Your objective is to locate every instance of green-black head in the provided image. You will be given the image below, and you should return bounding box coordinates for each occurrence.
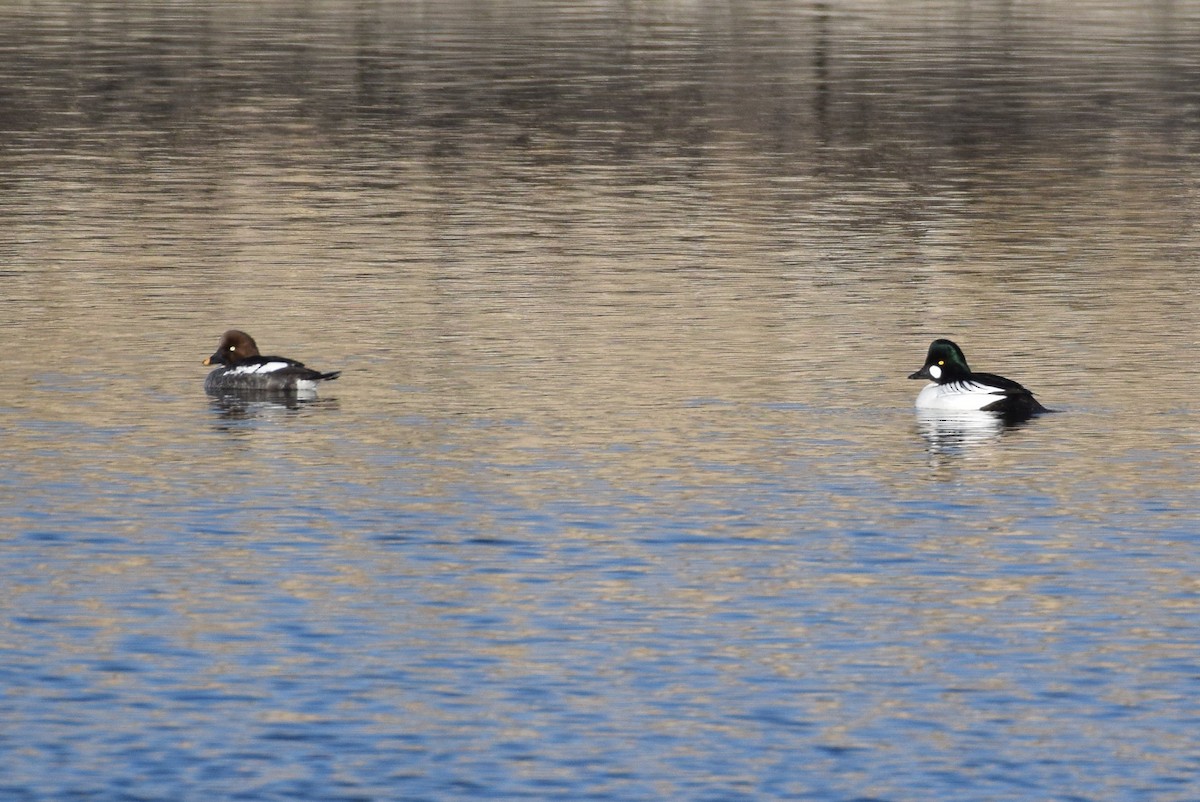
[908,339,971,383]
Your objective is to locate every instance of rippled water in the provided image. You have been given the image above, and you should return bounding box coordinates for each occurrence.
[3,2,1200,800]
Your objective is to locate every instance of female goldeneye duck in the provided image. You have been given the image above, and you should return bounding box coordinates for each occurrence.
[203,330,340,394]
[908,338,1047,417]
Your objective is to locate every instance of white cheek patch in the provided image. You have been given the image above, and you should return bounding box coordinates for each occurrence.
[928,364,942,380]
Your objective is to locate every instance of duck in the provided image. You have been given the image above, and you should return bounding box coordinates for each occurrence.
[908,338,1047,417]
[203,330,340,394]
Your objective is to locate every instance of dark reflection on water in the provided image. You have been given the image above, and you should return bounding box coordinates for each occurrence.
[3,1,1200,800]
[208,392,341,421]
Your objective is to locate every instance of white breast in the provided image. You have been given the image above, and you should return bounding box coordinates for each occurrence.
[914,381,1004,411]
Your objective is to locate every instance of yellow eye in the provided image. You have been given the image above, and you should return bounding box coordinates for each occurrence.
[938,360,944,365]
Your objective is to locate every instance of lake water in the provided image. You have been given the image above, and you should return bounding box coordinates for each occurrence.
[2,1,1200,800]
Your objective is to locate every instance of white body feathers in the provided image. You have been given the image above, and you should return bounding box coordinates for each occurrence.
[229,361,291,375]
[914,380,1008,411]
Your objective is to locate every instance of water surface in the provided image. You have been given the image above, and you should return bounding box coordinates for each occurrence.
[2,2,1200,800]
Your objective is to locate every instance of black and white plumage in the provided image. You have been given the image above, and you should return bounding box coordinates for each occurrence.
[908,339,1047,418]
[203,330,340,395]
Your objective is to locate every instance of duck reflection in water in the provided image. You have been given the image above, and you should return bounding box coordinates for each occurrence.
[914,408,1026,454]
[208,391,338,423]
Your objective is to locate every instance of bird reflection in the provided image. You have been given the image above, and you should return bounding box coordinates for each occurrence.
[208,389,337,422]
[914,408,1025,455]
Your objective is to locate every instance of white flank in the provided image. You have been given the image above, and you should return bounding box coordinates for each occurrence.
[915,380,1004,411]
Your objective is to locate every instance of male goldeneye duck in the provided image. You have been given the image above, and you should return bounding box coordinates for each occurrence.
[203,330,340,395]
[908,338,1047,417]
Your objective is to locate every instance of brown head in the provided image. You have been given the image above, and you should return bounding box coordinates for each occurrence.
[203,330,261,367]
